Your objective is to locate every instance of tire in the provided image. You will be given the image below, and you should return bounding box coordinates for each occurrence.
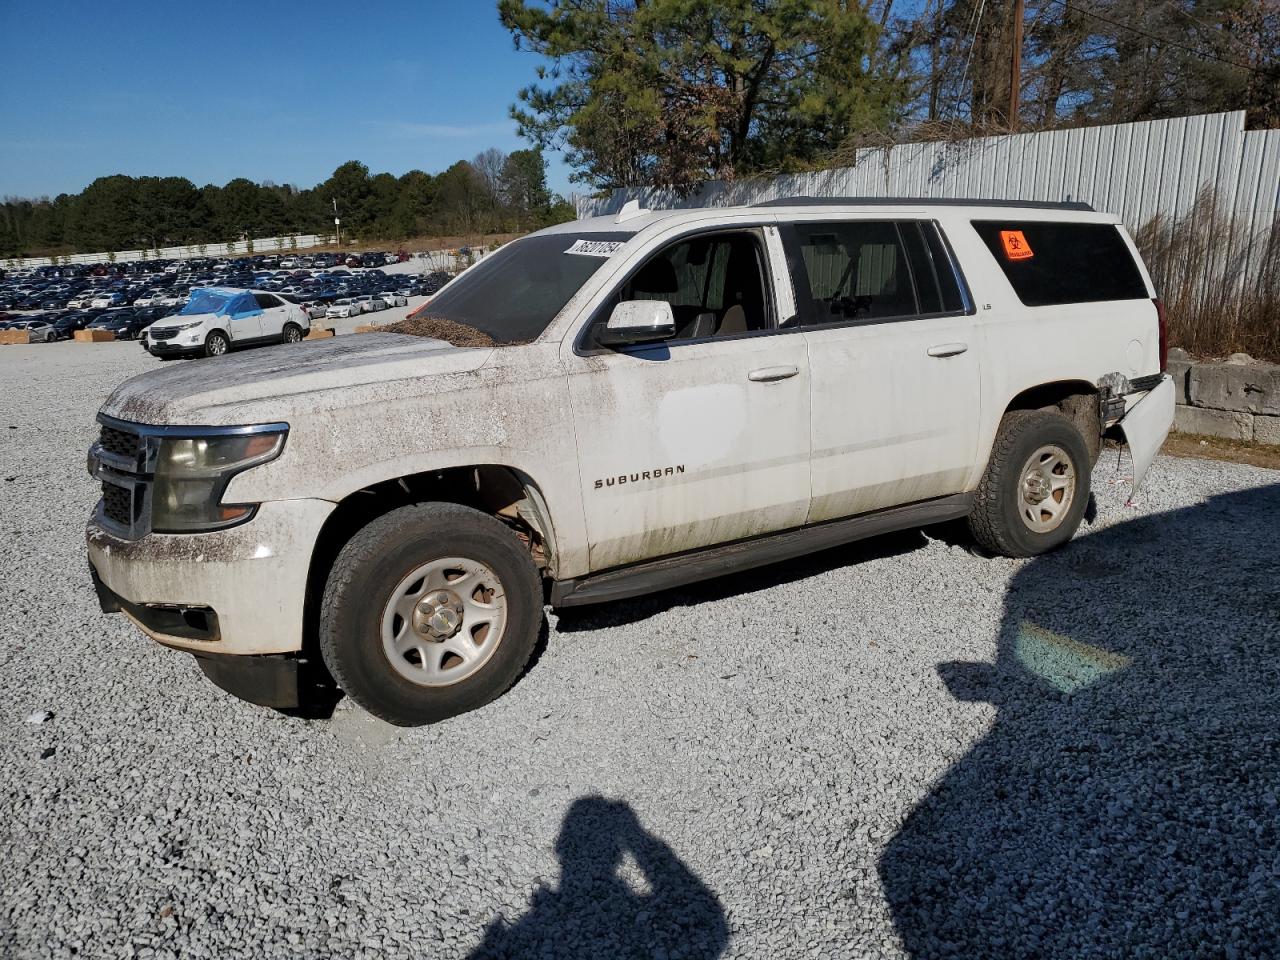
[204,330,229,357]
[319,503,543,726]
[968,410,1091,558]
[282,323,303,344]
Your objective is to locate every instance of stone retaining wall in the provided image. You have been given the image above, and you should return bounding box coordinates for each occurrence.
[1168,349,1280,445]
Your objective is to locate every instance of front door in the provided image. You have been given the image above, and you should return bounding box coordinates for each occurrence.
[786,219,983,522]
[565,229,812,572]
[226,294,265,342]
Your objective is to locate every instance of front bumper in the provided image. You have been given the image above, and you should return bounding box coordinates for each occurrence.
[147,340,201,356]
[87,497,335,656]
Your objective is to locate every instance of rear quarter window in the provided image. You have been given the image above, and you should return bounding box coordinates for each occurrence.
[971,220,1148,306]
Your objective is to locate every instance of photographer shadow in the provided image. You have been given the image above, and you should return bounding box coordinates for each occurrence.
[879,484,1280,957]
[469,796,729,959]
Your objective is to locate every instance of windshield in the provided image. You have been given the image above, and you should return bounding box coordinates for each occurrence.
[417,232,633,343]
[179,288,261,319]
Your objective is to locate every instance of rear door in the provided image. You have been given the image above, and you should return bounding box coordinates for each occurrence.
[786,219,983,522]
[253,293,288,338]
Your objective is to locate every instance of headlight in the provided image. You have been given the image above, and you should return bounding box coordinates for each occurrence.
[168,319,205,332]
[151,428,287,533]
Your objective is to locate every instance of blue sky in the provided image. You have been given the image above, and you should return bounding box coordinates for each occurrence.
[0,0,573,199]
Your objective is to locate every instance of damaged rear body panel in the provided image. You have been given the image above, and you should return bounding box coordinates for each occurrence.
[1117,376,1176,494]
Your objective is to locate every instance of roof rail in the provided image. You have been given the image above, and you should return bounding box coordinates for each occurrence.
[752,196,1095,212]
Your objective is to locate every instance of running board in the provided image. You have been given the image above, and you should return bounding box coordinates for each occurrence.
[550,493,973,608]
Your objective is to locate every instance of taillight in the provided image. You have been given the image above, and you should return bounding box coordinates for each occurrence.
[1152,298,1168,372]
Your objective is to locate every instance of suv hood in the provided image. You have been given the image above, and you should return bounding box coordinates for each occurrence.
[148,312,214,330]
[101,333,491,426]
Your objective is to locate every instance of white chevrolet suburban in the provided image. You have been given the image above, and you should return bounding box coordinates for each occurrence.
[86,198,1175,725]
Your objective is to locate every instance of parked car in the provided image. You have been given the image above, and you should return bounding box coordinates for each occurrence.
[353,294,384,313]
[379,292,407,307]
[326,298,361,319]
[85,198,1175,726]
[11,317,59,342]
[90,309,151,340]
[90,292,126,308]
[52,311,100,338]
[143,288,310,358]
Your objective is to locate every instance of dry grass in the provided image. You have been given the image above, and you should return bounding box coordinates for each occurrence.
[1134,189,1280,362]
[1162,432,1280,471]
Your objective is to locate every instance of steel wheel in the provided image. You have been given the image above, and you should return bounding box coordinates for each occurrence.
[380,557,508,687]
[1017,444,1076,533]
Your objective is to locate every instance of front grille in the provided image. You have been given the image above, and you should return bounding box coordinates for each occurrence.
[150,328,178,341]
[99,424,140,459]
[102,481,135,527]
[94,419,151,539]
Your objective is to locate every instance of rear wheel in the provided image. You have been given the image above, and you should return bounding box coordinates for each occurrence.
[282,323,303,344]
[968,410,1091,558]
[204,331,229,357]
[319,503,543,726]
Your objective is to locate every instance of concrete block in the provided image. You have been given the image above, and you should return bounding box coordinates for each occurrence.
[1188,361,1280,416]
[73,329,115,343]
[0,329,31,345]
[1254,415,1280,446]
[1166,358,1192,404]
[1173,404,1253,441]
[304,327,335,340]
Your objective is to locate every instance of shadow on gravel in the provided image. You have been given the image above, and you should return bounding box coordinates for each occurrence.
[468,797,729,959]
[880,484,1280,958]
[555,529,929,632]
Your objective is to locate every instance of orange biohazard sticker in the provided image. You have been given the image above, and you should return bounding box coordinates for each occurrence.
[1000,230,1034,260]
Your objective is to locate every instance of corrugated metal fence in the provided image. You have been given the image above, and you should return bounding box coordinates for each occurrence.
[580,111,1279,296]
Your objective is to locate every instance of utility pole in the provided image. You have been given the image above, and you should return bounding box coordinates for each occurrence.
[332,197,341,247]
[1009,0,1025,128]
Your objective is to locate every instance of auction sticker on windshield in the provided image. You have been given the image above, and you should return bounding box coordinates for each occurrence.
[565,239,625,257]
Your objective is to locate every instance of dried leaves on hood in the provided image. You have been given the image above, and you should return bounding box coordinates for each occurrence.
[374,316,499,348]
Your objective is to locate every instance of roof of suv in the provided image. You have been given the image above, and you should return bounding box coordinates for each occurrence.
[753,196,1094,211]
[551,196,1106,237]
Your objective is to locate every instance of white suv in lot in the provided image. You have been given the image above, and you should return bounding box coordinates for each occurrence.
[87,198,1174,725]
[144,287,310,358]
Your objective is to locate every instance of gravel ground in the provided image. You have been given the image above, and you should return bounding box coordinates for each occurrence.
[1,342,1277,959]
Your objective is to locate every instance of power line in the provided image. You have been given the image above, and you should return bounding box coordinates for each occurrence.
[954,0,989,117]
[1045,0,1264,73]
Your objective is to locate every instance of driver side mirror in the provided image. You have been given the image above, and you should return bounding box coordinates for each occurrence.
[597,300,676,347]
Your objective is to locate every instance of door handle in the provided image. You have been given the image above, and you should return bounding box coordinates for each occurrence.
[927,342,969,358]
[747,365,800,383]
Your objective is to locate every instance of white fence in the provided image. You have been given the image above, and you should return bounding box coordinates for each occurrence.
[580,111,1280,294]
[4,234,332,270]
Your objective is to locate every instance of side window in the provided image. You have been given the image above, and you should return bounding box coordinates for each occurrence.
[253,293,280,309]
[611,231,773,340]
[899,221,968,315]
[791,221,918,324]
[971,220,1148,306]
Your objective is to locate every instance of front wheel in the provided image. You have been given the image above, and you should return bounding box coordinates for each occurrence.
[968,410,1091,558]
[319,503,543,726]
[282,323,303,344]
[204,331,230,357]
